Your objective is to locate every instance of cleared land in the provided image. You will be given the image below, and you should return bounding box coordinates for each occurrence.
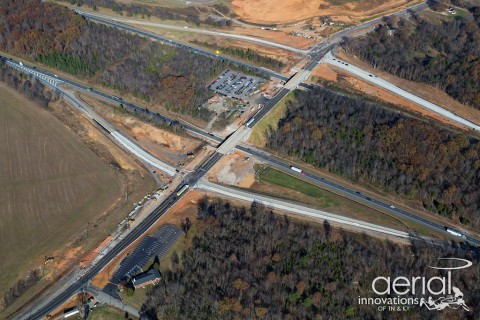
[0,85,121,294]
[231,0,417,24]
[78,93,204,168]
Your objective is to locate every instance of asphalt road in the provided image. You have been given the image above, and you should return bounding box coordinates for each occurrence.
[19,178,195,319]
[11,2,480,317]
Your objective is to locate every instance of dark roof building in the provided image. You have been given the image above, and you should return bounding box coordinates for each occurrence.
[132,269,161,289]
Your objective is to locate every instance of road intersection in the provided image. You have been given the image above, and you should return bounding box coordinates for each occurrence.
[6,1,480,318]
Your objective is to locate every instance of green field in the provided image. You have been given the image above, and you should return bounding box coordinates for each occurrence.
[89,306,134,320]
[0,85,122,295]
[254,167,407,229]
[259,167,339,208]
[249,91,294,147]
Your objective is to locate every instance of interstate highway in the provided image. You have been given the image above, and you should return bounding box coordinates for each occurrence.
[5,56,479,249]
[235,145,480,247]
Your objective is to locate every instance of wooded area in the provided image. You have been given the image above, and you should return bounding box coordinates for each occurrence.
[142,199,479,319]
[0,0,228,120]
[190,40,285,71]
[344,5,480,109]
[267,88,480,228]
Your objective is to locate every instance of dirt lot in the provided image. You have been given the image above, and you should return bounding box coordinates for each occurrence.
[0,85,122,298]
[335,50,480,129]
[231,0,417,24]
[208,151,256,186]
[78,94,204,167]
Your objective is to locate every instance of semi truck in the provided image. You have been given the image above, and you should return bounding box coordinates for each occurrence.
[290,166,305,175]
[445,227,467,239]
[246,117,255,127]
[176,184,189,197]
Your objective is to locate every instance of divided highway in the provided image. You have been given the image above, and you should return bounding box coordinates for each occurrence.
[11,2,480,318]
[5,55,479,250]
[235,145,480,247]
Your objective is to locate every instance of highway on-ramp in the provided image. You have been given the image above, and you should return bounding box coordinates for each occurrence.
[5,55,478,250]
[322,52,480,132]
[234,145,480,248]
[195,179,410,239]
[5,54,479,247]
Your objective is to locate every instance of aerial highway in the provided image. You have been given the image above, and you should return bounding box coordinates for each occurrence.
[5,55,479,247]
[322,52,480,132]
[5,55,479,249]
[10,1,480,316]
[72,1,428,91]
[75,10,308,55]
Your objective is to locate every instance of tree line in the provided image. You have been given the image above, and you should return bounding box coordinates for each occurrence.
[266,88,480,229]
[344,5,480,109]
[190,40,286,71]
[0,0,232,121]
[56,0,234,28]
[141,198,479,319]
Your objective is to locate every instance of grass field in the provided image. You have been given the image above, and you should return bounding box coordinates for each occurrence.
[253,167,408,229]
[89,306,133,320]
[119,286,149,310]
[249,91,294,147]
[0,85,122,294]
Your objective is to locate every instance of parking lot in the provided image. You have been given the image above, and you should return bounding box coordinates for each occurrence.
[208,70,263,101]
[103,224,183,296]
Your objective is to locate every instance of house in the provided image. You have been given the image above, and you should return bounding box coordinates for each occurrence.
[132,269,161,289]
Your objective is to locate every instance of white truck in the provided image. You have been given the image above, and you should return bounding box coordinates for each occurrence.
[290,166,305,175]
[445,227,467,239]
